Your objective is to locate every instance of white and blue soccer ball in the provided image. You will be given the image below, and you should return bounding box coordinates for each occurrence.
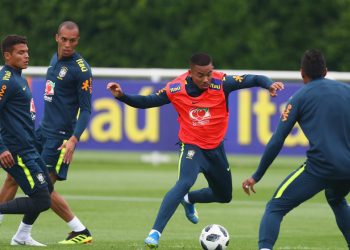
[199,224,230,250]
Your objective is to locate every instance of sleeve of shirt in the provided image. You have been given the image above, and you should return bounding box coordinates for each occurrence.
[223,74,273,93]
[252,95,300,182]
[117,87,170,108]
[73,67,92,140]
[0,81,11,153]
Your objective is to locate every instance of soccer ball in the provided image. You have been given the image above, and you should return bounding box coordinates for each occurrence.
[199,224,230,250]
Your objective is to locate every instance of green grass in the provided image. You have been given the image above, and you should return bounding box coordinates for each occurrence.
[0,151,347,249]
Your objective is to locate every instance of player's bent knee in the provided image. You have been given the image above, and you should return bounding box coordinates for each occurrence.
[5,174,17,186]
[47,181,54,194]
[32,188,51,212]
[265,199,293,216]
[325,189,346,206]
[218,193,232,203]
[176,180,195,192]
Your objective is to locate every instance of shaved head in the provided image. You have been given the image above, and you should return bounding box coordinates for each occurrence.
[57,21,79,35]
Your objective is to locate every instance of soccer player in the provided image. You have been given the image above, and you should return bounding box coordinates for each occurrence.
[0,21,93,244]
[107,52,284,249]
[0,35,52,246]
[242,49,350,250]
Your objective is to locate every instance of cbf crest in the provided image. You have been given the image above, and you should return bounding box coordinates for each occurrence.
[57,66,68,80]
[36,173,46,185]
[186,150,196,159]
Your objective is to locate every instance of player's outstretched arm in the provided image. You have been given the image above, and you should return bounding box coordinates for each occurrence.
[107,82,123,98]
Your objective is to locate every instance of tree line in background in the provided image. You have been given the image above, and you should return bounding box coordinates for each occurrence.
[1,0,350,71]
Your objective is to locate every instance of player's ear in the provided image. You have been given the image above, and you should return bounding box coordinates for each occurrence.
[300,68,305,79]
[4,51,11,61]
[322,67,328,77]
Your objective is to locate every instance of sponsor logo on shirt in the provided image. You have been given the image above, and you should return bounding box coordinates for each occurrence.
[45,80,55,95]
[44,80,55,102]
[30,98,36,120]
[281,104,292,121]
[76,59,88,72]
[233,75,243,83]
[186,150,195,159]
[81,77,92,93]
[2,71,11,81]
[57,66,68,80]
[209,81,221,90]
[0,85,7,100]
[189,107,211,126]
[169,83,181,93]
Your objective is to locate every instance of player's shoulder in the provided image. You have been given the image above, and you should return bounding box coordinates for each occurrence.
[285,84,308,105]
[165,72,188,93]
[0,67,20,98]
[0,67,11,80]
[72,52,91,73]
[0,66,17,87]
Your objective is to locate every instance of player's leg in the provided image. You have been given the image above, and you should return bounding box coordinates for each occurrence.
[188,143,232,203]
[2,153,51,246]
[0,174,19,202]
[145,143,202,248]
[0,173,19,223]
[0,129,46,224]
[325,180,350,248]
[258,164,325,250]
[42,136,92,244]
[10,188,51,247]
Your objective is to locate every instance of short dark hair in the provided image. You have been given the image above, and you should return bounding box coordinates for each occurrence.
[57,21,79,34]
[1,35,27,57]
[301,49,326,79]
[190,53,212,66]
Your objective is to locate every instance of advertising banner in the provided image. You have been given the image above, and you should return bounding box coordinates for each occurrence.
[30,77,307,154]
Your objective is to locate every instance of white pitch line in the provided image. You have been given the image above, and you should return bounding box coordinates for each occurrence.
[63,195,162,202]
[61,195,330,208]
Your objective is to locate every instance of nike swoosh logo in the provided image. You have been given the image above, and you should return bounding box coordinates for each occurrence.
[192,101,199,104]
[12,239,26,245]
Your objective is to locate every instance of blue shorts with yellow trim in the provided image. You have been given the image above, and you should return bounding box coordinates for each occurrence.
[36,129,69,181]
[179,142,232,203]
[4,151,49,196]
[267,162,350,213]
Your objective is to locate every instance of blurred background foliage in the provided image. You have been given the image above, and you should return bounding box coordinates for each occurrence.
[1,0,350,70]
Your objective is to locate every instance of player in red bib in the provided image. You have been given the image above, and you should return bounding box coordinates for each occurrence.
[107,53,284,249]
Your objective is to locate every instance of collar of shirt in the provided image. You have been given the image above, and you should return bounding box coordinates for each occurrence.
[185,77,205,97]
[4,64,22,75]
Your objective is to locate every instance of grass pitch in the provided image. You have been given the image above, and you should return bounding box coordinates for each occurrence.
[0,151,347,249]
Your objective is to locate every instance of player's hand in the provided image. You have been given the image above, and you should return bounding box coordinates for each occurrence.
[269,82,284,97]
[58,136,78,164]
[242,177,257,196]
[0,150,15,168]
[107,82,124,98]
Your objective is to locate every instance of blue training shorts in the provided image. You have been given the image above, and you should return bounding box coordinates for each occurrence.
[35,128,69,181]
[3,151,49,195]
